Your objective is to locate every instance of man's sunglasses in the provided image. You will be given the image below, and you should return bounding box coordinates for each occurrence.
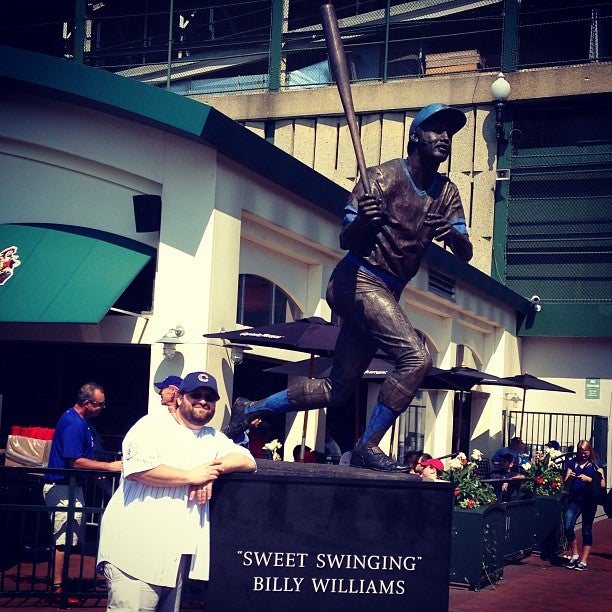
[186,391,218,403]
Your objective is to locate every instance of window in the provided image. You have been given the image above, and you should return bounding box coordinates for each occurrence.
[237,274,300,327]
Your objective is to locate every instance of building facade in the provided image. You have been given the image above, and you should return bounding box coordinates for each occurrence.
[0,0,610,467]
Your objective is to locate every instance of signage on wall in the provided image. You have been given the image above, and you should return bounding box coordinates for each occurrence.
[585,378,600,399]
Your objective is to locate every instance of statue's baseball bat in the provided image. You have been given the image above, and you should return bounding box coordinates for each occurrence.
[320,3,372,195]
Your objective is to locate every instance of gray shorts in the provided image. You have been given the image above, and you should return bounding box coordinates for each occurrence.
[101,559,185,612]
[43,483,85,546]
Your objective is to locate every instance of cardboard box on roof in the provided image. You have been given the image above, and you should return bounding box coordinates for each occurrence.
[426,49,484,74]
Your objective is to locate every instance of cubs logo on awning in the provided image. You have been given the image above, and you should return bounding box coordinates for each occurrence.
[0,245,20,286]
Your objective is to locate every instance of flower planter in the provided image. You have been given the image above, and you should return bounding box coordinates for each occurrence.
[450,504,505,591]
[532,492,569,559]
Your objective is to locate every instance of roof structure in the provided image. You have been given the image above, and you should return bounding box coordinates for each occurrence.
[0,45,532,324]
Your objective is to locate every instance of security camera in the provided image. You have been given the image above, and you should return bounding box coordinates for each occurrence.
[530,295,542,312]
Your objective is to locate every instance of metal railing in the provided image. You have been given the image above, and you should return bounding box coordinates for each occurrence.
[0,466,116,607]
[0,465,219,607]
[503,410,608,467]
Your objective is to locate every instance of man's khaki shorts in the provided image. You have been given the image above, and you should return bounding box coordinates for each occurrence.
[43,483,85,546]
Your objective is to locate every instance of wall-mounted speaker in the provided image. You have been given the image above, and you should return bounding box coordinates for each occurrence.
[133,194,162,233]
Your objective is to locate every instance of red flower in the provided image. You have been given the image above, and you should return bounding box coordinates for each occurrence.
[467,499,475,508]
[551,481,559,488]
[536,476,545,484]
[454,489,459,496]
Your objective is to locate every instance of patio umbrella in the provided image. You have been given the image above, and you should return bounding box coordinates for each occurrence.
[420,366,509,391]
[204,317,340,459]
[419,366,511,453]
[203,316,339,355]
[263,355,392,453]
[263,355,392,380]
[500,373,575,439]
[263,362,509,456]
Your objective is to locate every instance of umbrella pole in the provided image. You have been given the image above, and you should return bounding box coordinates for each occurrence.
[454,391,465,453]
[300,413,309,461]
[389,422,396,458]
[300,353,316,461]
[354,383,360,447]
[518,388,527,440]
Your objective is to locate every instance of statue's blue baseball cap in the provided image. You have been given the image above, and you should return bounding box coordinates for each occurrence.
[409,103,467,136]
[179,371,220,399]
[154,375,183,390]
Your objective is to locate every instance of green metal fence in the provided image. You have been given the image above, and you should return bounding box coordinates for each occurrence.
[504,409,608,466]
[501,98,612,335]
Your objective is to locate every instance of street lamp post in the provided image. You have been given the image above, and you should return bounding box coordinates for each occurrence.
[491,72,511,142]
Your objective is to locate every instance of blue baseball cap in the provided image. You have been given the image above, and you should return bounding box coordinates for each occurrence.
[493,447,517,463]
[409,103,467,136]
[154,375,183,390]
[179,372,220,400]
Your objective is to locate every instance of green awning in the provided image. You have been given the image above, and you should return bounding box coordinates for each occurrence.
[0,224,155,323]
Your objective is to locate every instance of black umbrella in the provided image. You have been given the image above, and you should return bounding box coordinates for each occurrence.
[204,317,340,459]
[203,316,339,356]
[262,355,393,453]
[419,366,510,453]
[499,373,575,439]
[264,355,392,380]
[420,366,509,391]
[264,363,509,388]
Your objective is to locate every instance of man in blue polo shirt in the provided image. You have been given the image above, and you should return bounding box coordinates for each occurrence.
[44,381,122,601]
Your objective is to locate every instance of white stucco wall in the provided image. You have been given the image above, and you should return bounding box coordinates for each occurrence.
[520,337,612,468]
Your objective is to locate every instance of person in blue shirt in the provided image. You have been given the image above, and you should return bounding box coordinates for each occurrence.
[492,437,529,473]
[563,439,605,571]
[489,451,525,501]
[43,382,122,600]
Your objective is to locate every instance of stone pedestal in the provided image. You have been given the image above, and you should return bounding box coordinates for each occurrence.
[201,460,454,612]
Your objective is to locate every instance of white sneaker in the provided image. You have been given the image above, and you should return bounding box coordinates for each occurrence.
[574,562,587,571]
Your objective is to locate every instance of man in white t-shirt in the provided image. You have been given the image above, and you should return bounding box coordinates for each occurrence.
[97,371,256,611]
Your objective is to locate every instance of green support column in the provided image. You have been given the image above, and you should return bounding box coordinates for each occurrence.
[73,0,87,64]
[166,0,174,90]
[383,0,391,82]
[492,0,520,281]
[501,0,520,72]
[269,0,284,92]
[491,146,510,283]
